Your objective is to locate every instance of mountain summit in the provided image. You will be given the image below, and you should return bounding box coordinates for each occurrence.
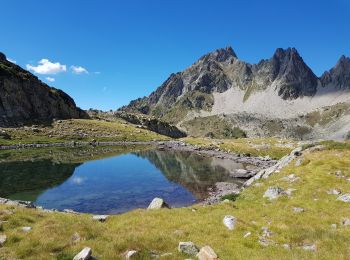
[120,47,350,140]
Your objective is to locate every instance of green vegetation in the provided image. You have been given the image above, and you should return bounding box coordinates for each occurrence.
[1,142,350,259]
[181,115,247,139]
[0,119,169,146]
[220,193,240,201]
[305,103,350,127]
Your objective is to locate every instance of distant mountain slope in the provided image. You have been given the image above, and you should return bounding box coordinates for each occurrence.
[0,52,88,126]
[120,47,350,140]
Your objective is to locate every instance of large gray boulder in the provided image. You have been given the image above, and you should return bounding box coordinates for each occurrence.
[147,198,170,209]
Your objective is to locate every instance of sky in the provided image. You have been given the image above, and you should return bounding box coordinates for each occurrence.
[2,0,350,111]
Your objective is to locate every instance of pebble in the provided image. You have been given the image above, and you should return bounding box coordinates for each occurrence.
[223,215,236,230]
[243,231,251,238]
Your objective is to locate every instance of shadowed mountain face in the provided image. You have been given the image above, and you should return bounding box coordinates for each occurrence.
[0,52,88,127]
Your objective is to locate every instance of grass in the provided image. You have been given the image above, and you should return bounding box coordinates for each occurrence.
[182,137,297,159]
[0,119,169,146]
[1,141,350,259]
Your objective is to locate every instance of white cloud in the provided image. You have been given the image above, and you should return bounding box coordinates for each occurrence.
[46,77,55,82]
[7,58,16,64]
[71,65,88,74]
[26,59,66,74]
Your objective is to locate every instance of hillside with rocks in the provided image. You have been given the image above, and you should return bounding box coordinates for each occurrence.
[120,47,350,140]
[0,52,88,127]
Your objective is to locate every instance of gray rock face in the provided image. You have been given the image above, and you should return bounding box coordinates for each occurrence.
[0,52,88,126]
[178,241,199,255]
[321,55,350,89]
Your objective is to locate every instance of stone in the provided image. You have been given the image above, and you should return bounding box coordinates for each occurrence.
[22,226,32,232]
[243,231,251,238]
[0,234,7,247]
[147,198,170,209]
[92,215,108,222]
[261,227,272,238]
[263,187,285,200]
[282,244,291,250]
[293,207,304,213]
[223,215,236,230]
[295,158,303,167]
[342,219,350,225]
[125,250,138,259]
[302,244,316,252]
[337,194,350,203]
[178,241,199,255]
[327,189,341,195]
[196,246,219,260]
[285,188,296,196]
[73,247,92,260]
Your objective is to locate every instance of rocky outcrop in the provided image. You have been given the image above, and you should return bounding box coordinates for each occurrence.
[321,55,350,89]
[0,52,88,126]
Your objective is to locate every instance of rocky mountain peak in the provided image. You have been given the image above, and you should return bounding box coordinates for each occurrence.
[200,46,237,62]
[321,55,350,89]
[0,52,6,61]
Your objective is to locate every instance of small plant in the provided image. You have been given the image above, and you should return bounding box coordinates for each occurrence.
[220,193,240,201]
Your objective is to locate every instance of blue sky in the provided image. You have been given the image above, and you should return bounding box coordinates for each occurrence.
[2,0,350,110]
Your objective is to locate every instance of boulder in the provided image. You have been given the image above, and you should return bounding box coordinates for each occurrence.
[263,187,285,200]
[147,198,170,209]
[337,194,350,203]
[0,234,7,247]
[197,246,219,260]
[327,189,341,195]
[223,215,236,230]
[178,241,199,255]
[342,219,350,225]
[73,247,92,260]
[92,215,108,222]
[125,250,138,259]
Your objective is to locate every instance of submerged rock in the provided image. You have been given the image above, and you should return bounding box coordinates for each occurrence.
[178,241,199,255]
[73,247,92,260]
[147,198,170,209]
[197,246,219,260]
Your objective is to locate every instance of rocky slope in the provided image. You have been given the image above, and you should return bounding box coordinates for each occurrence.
[0,52,87,126]
[120,47,350,140]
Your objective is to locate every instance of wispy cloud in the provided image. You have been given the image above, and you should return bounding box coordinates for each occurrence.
[71,65,88,74]
[46,77,55,82]
[7,58,16,64]
[26,59,66,74]
[94,71,101,75]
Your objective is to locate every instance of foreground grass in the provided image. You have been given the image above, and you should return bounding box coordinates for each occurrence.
[0,119,169,146]
[1,142,350,259]
[183,137,298,159]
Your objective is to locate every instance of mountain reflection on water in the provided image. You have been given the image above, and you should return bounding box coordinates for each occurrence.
[0,146,250,214]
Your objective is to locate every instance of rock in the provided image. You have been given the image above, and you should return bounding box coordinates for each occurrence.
[196,246,219,260]
[295,158,303,167]
[125,250,138,259]
[263,187,285,200]
[22,226,32,232]
[327,189,341,195]
[147,198,170,209]
[285,188,296,196]
[223,215,236,230]
[261,227,272,238]
[337,194,350,203]
[243,231,251,238]
[73,247,92,260]
[0,234,7,247]
[282,244,291,250]
[302,244,316,252]
[178,241,199,255]
[92,215,108,222]
[342,219,350,225]
[293,207,304,213]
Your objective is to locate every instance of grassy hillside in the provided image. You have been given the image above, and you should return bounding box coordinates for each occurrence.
[0,119,169,146]
[1,141,350,259]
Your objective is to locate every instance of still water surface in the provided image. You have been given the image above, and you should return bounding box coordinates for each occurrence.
[0,146,250,214]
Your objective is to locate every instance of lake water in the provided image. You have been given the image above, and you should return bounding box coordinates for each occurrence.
[0,146,251,214]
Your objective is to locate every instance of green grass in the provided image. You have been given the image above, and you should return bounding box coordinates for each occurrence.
[1,142,350,259]
[0,119,170,146]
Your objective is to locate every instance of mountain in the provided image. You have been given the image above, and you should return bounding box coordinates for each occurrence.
[120,47,350,140]
[0,52,87,126]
